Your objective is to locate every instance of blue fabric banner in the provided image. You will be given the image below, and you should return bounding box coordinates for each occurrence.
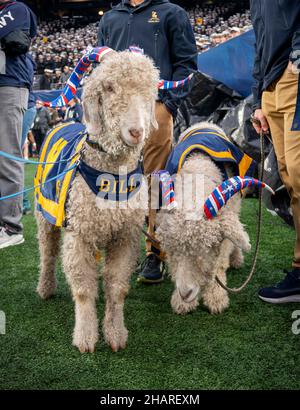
[197,30,255,98]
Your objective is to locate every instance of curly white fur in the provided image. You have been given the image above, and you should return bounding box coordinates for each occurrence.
[156,122,251,316]
[36,51,159,353]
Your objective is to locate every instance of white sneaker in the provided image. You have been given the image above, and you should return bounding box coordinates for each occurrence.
[0,227,24,249]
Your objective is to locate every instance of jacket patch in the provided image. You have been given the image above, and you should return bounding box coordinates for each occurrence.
[148,11,160,23]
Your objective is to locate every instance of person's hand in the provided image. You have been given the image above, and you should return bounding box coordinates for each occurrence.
[252,109,269,135]
[288,60,300,74]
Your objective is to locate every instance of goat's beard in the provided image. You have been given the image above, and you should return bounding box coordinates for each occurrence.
[96,128,141,158]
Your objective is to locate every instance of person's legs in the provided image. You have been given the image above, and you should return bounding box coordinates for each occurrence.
[137,102,173,283]
[279,69,300,268]
[274,68,300,267]
[21,107,36,215]
[262,82,288,188]
[259,68,300,303]
[0,87,28,240]
[21,107,37,149]
[33,130,45,156]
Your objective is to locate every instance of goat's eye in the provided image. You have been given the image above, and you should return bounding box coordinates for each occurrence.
[105,84,114,93]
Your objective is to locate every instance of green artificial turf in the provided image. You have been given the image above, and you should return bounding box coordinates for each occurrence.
[0,163,299,390]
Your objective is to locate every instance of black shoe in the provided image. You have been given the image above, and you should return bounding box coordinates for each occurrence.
[23,208,32,215]
[137,254,164,284]
[258,268,300,304]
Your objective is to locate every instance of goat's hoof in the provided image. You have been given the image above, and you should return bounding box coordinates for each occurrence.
[78,344,96,354]
[73,329,98,354]
[110,341,127,352]
[105,326,128,352]
[73,338,97,354]
[110,342,118,353]
[36,281,56,300]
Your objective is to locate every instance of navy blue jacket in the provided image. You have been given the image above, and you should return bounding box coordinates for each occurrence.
[251,0,300,110]
[0,0,37,89]
[64,103,83,123]
[97,0,198,117]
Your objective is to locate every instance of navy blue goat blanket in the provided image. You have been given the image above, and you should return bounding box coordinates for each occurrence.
[35,122,143,227]
[165,127,256,178]
[35,122,86,227]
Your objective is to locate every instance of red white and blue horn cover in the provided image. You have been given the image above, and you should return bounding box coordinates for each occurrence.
[40,46,195,108]
[42,47,113,108]
[128,46,144,54]
[153,171,177,210]
[204,176,274,219]
[157,73,194,90]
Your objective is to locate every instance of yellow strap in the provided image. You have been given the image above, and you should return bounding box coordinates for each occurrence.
[180,129,230,144]
[177,144,235,173]
[238,154,254,177]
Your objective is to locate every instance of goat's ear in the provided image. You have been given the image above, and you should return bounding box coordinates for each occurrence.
[222,217,251,253]
[83,97,101,134]
[151,100,158,130]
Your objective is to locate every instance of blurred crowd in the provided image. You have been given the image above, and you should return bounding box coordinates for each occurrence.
[31,3,251,90]
[31,19,97,90]
[23,96,83,161]
[189,3,252,52]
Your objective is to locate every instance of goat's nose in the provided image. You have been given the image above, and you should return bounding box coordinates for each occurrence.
[129,127,143,140]
[178,285,200,303]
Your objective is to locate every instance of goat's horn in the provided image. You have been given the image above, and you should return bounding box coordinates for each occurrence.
[42,47,114,108]
[157,73,194,90]
[204,176,275,219]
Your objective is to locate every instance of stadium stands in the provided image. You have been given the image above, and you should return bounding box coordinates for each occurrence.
[30,2,252,90]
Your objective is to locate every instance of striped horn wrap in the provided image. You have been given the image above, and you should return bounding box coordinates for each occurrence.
[204,176,275,219]
[39,47,194,108]
[41,47,114,108]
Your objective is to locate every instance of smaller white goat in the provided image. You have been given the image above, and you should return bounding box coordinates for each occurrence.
[35,51,159,353]
[156,122,252,315]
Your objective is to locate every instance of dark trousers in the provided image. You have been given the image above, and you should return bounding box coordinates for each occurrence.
[33,129,46,155]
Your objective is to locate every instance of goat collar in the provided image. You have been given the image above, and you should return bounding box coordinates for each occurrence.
[85,134,107,154]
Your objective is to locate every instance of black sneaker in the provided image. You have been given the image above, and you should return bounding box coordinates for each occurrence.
[137,254,164,284]
[258,269,300,304]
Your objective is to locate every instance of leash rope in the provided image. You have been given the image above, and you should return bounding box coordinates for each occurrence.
[215,131,265,293]
[142,228,160,246]
[0,149,80,165]
[0,162,78,201]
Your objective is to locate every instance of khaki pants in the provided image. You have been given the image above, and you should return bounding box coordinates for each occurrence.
[262,67,300,267]
[143,102,173,259]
